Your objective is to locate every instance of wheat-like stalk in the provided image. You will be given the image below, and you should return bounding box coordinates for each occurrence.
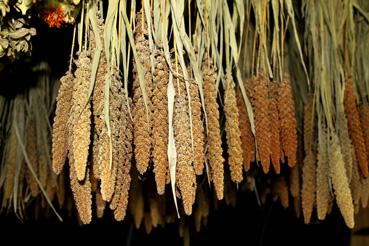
[269,83,282,173]
[236,87,255,171]
[110,92,133,221]
[302,152,316,224]
[132,10,153,175]
[95,190,106,219]
[56,172,65,209]
[190,79,205,176]
[329,133,354,228]
[129,171,144,229]
[290,165,300,198]
[224,73,243,183]
[202,60,224,200]
[247,74,271,173]
[337,110,353,182]
[69,161,92,224]
[316,127,331,220]
[52,72,74,175]
[344,79,368,177]
[275,176,289,208]
[70,51,91,181]
[278,75,298,167]
[349,151,361,213]
[303,95,315,153]
[152,51,169,194]
[91,19,108,180]
[360,175,369,208]
[174,82,196,215]
[26,118,38,197]
[3,125,17,201]
[359,104,369,164]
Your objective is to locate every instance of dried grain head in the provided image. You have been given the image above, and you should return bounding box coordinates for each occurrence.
[344,78,368,177]
[224,73,243,183]
[132,9,153,175]
[69,161,92,224]
[52,72,74,175]
[190,79,206,176]
[70,51,92,181]
[329,133,354,228]
[174,90,196,215]
[236,86,255,171]
[247,74,270,173]
[269,82,282,173]
[278,74,298,167]
[202,59,224,200]
[152,51,169,194]
[26,118,39,197]
[316,127,331,220]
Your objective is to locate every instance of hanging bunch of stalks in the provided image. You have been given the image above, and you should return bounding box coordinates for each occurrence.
[2,0,369,238]
[0,63,64,221]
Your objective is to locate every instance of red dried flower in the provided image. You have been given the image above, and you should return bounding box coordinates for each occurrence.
[42,7,64,28]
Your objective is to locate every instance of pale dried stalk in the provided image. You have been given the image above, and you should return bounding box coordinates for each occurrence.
[152,51,169,194]
[202,60,224,200]
[56,173,65,208]
[3,125,17,200]
[69,161,92,224]
[144,212,153,234]
[359,104,369,166]
[350,151,361,213]
[190,79,205,176]
[301,95,316,223]
[110,94,133,221]
[236,87,255,171]
[99,130,114,201]
[316,127,331,220]
[91,19,108,180]
[96,190,106,219]
[303,95,315,153]
[337,111,353,182]
[70,51,91,181]
[174,82,196,215]
[344,79,368,177]
[26,119,38,197]
[269,83,282,173]
[129,172,144,229]
[329,133,354,228]
[247,74,270,173]
[290,164,300,198]
[278,75,298,167]
[132,11,153,175]
[52,72,74,175]
[275,176,289,208]
[224,74,243,183]
[361,176,369,208]
[38,131,48,189]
